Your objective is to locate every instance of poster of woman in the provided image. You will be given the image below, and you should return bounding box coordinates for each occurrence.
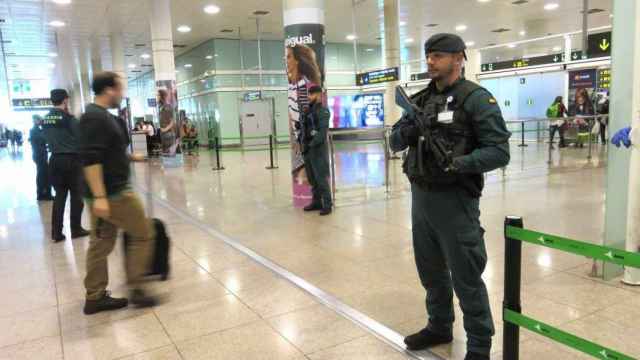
[285,23,326,207]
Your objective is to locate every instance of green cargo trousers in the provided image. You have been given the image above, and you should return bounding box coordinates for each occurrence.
[411,183,495,356]
[84,191,154,301]
[303,146,332,208]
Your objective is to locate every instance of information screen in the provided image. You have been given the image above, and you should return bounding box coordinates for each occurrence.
[328,93,384,129]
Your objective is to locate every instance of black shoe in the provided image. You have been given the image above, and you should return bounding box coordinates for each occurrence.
[465,352,490,360]
[52,234,66,243]
[71,228,90,239]
[130,289,158,308]
[37,195,54,201]
[84,292,128,315]
[304,203,322,212]
[404,328,453,351]
[319,207,332,216]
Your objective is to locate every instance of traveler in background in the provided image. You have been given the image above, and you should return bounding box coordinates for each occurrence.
[547,96,568,148]
[597,92,610,145]
[78,72,157,315]
[14,130,23,149]
[157,89,175,154]
[571,89,594,148]
[8,128,16,150]
[302,85,332,216]
[29,115,53,201]
[42,89,89,242]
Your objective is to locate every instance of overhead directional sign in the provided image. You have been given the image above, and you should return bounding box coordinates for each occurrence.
[597,68,611,90]
[12,98,52,109]
[588,31,612,58]
[356,67,399,86]
[481,53,564,72]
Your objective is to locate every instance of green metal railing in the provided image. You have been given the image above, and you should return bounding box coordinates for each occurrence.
[503,217,640,360]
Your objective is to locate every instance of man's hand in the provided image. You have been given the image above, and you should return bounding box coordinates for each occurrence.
[612,127,632,148]
[401,125,420,146]
[130,153,146,162]
[92,198,111,219]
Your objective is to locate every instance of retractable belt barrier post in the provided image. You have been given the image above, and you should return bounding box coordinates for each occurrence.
[518,122,528,147]
[212,137,225,171]
[503,217,640,360]
[266,134,278,170]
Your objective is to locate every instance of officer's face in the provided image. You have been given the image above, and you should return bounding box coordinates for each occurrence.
[427,52,458,80]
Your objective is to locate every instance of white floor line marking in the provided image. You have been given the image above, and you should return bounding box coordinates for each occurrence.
[144,189,442,360]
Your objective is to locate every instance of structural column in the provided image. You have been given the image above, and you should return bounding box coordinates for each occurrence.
[110,32,127,94]
[283,0,326,207]
[78,42,92,106]
[604,0,640,283]
[149,0,179,157]
[465,49,481,82]
[383,0,402,126]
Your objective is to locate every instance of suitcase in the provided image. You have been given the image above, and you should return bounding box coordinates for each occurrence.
[123,218,170,280]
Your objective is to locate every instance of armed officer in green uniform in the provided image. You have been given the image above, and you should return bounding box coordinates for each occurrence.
[391,34,511,360]
[302,85,332,216]
[43,89,90,242]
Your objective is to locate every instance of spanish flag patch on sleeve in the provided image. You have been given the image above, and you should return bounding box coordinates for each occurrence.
[488,98,497,104]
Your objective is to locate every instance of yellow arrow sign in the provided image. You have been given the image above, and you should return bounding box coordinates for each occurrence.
[600,38,610,51]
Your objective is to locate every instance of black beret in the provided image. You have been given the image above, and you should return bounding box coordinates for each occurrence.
[424,33,467,59]
[50,89,69,103]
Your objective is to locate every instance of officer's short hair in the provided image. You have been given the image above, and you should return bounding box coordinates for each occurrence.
[92,72,121,96]
[50,89,69,106]
[308,85,322,94]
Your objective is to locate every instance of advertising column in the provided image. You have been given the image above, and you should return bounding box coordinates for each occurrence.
[283,0,326,207]
[149,0,179,158]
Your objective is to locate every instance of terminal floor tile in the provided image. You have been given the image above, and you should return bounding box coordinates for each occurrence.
[0,141,636,360]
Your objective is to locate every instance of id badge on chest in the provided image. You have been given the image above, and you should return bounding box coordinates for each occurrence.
[437,96,455,124]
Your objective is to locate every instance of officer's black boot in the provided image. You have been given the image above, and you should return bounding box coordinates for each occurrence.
[304,201,322,212]
[464,352,490,360]
[404,328,453,350]
[83,291,128,315]
[130,289,158,308]
[71,227,90,239]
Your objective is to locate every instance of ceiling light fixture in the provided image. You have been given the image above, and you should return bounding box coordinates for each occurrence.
[399,21,407,26]
[128,64,136,69]
[205,55,213,60]
[49,20,65,27]
[203,5,220,14]
[346,34,357,41]
[51,0,71,4]
[455,24,467,32]
[519,30,526,36]
[177,25,191,33]
[405,38,414,43]
[365,48,374,52]
[47,63,56,68]
[477,0,491,2]
[140,53,150,59]
[184,64,192,68]
[466,41,476,47]
[47,52,58,57]
[544,3,559,10]
[507,44,517,48]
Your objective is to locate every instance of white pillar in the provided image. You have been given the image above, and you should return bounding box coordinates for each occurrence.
[465,49,481,82]
[563,35,572,104]
[149,0,176,82]
[604,0,640,283]
[110,32,127,94]
[78,43,92,106]
[383,0,402,126]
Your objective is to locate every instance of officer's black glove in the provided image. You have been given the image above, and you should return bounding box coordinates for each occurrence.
[401,125,420,146]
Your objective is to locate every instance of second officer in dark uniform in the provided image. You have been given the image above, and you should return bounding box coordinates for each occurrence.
[391,34,511,360]
[302,86,332,216]
[30,115,53,201]
[43,89,89,242]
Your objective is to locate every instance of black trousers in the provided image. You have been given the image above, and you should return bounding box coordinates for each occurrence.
[549,125,565,146]
[33,153,51,197]
[49,154,84,237]
[303,146,332,209]
[599,122,607,144]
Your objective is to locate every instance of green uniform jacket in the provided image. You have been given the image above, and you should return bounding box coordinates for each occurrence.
[304,102,330,151]
[390,78,511,175]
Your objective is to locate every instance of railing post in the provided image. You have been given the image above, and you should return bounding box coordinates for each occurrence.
[266,134,278,169]
[518,121,528,147]
[503,216,523,360]
[212,136,225,171]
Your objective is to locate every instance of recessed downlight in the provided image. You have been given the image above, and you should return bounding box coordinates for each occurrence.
[365,48,374,52]
[205,55,213,60]
[507,44,517,48]
[544,3,559,10]
[455,24,467,32]
[49,20,65,27]
[51,0,71,4]
[204,4,220,14]
[405,38,414,44]
[184,64,192,68]
[346,34,357,41]
[141,53,150,59]
[177,25,191,33]
[466,41,476,47]
[47,63,56,68]
[48,52,58,57]
[128,64,136,69]
[399,21,407,26]
[519,30,526,36]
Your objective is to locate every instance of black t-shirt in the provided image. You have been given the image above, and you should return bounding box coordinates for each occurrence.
[78,104,131,197]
